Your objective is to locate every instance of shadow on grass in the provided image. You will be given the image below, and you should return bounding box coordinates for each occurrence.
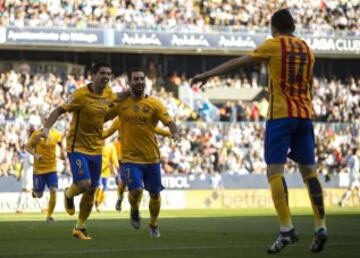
[0,213,359,258]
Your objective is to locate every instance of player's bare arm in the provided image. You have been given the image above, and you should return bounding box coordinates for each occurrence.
[191,55,257,88]
[36,106,66,141]
[24,141,43,160]
[167,121,180,143]
[115,90,131,102]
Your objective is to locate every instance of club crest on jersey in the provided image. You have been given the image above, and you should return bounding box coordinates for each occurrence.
[142,105,150,113]
[133,104,139,113]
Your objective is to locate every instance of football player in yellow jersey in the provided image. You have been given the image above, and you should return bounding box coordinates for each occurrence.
[94,141,119,212]
[192,9,327,254]
[106,67,180,238]
[36,62,122,240]
[25,118,63,223]
[103,117,171,211]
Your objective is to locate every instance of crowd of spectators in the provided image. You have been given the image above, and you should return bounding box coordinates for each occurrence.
[0,64,359,179]
[0,0,359,35]
[159,121,360,176]
[202,75,360,123]
[0,66,192,178]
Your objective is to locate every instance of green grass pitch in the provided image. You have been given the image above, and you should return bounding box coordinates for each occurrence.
[0,208,359,258]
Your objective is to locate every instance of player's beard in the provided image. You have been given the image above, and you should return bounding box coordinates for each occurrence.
[131,83,145,97]
[100,78,109,87]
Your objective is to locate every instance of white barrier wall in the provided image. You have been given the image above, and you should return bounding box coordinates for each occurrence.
[1,188,358,213]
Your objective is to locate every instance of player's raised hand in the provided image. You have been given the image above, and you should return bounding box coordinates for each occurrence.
[191,73,209,89]
[171,132,181,144]
[116,90,131,102]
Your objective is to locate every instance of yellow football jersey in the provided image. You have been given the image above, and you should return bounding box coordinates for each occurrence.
[62,85,116,155]
[101,144,118,178]
[114,139,122,161]
[250,35,314,120]
[26,129,62,174]
[106,96,172,163]
[103,116,171,161]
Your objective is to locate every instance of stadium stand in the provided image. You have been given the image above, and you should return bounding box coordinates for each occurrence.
[0,67,358,177]
[0,0,359,34]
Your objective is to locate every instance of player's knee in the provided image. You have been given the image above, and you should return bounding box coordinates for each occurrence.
[77,180,92,192]
[86,187,97,195]
[150,193,160,200]
[266,164,285,180]
[130,188,142,198]
[299,164,317,180]
[33,192,43,198]
[49,187,57,194]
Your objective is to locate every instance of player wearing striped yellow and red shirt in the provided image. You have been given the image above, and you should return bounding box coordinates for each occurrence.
[102,117,171,211]
[192,9,326,254]
[250,33,314,120]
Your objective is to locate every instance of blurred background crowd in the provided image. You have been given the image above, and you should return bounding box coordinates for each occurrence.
[0,0,359,35]
[0,0,358,182]
[0,65,358,178]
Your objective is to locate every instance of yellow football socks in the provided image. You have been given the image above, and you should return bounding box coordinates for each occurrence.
[77,191,95,228]
[95,188,101,205]
[47,191,56,218]
[269,174,293,230]
[149,195,161,227]
[303,174,326,230]
[99,190,105,205]
[95,188,105,206]
[66,184,81,198]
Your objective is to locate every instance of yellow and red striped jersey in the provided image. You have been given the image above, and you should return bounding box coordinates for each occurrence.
[250,35,315,120]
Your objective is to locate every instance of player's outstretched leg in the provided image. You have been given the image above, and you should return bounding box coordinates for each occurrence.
[64,184,80,215]
[302,171,327,253]
[94,187,102,212]
[128,188,143,229]
[115,197,122,211]
[46,189,57,223]
[149,194,161,238]
[116,181,126,211]
[73,190,95,240]
[267,174,297,254]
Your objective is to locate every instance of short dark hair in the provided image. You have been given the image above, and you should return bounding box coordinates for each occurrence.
[91,62,111,74]
[271,9,295,34]
[128,67,145,81]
